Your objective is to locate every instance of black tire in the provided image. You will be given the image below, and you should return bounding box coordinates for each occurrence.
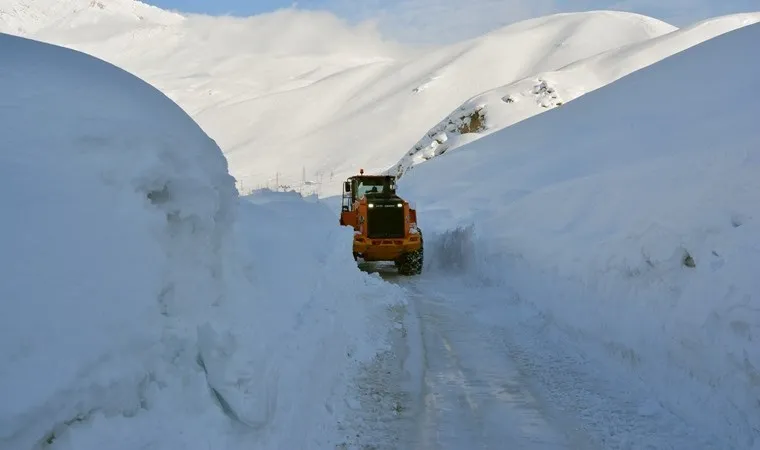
[397,232,423,275]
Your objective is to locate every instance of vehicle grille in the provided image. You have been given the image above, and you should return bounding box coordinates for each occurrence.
[367,203,405,238]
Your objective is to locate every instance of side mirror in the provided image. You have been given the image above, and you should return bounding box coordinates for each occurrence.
[344,181,351,193]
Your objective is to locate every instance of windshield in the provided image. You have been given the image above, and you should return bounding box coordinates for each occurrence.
[355,177,392,198]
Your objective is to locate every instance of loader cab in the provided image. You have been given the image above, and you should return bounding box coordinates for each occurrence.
[342,173,397,211]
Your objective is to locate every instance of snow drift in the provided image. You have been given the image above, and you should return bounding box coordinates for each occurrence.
[399,22,760,447]
[0,32,402,449]
[392,12,760,178]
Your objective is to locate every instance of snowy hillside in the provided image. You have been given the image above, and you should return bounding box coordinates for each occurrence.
[0,0,181,36]
[399,22,760,448]
[0,32,402,449]
[392,12,760,177]
[3,4,678,196]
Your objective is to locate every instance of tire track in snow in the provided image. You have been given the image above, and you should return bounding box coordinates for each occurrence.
[408,274,736,449]
[397,278,589,450]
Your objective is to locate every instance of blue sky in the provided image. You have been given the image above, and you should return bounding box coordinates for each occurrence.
[146,0,759,43]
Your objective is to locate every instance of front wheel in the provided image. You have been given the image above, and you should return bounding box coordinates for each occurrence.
[397,245,423,276]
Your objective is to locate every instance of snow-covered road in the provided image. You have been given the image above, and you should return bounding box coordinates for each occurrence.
[404,281,592,450]
[353,263,734,450]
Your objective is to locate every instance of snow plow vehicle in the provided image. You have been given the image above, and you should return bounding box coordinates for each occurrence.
[339,170,423,275]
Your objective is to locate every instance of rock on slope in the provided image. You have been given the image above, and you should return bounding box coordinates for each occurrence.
[399,22,760,448]
[1,2,675,195]
[392,12,760,178]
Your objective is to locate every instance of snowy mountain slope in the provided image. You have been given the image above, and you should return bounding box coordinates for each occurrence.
[0,32,403,450]
[392,12,760,177]
[0,0,181,36]
[399,22,760,447]
[4,4,675,196]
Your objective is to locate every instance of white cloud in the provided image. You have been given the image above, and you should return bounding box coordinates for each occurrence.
[322,0,559,44]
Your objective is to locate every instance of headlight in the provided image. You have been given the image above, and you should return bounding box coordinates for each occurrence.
[396,203,403,207]
[368,203,374,208]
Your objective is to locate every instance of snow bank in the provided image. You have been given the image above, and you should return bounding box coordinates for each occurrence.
[0,31,236,448]
[399,23,760,447]
[392,12,760,178]
[0,33,402,449]
[188,190,404,449]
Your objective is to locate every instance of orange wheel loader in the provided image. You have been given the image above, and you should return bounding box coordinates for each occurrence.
[339,170,423,275]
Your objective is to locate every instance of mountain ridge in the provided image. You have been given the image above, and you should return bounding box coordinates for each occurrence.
[391,11,760,178]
